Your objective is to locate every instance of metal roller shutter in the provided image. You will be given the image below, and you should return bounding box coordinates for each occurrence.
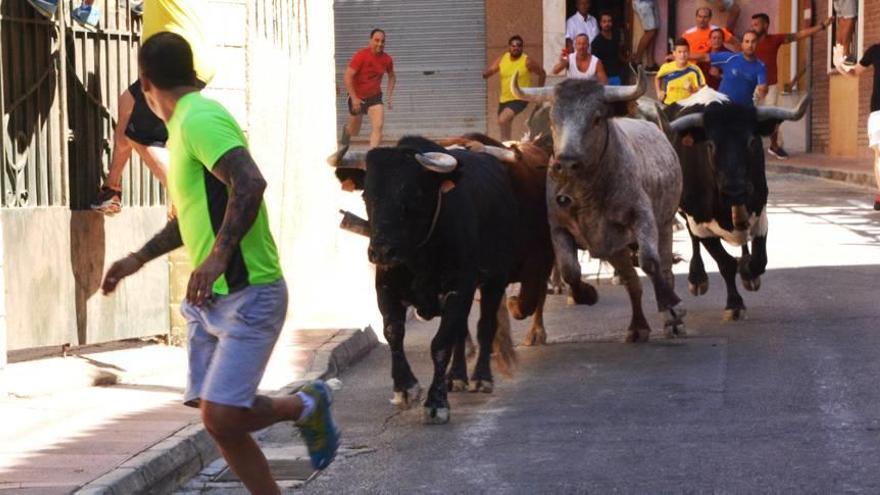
[334,0,487,140]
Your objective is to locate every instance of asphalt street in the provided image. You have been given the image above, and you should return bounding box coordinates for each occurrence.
[296,173,880,493]
[184,173,880,493]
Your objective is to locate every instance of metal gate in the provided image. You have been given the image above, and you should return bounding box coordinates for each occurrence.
[1,0,162,211]
[333,0,487,140]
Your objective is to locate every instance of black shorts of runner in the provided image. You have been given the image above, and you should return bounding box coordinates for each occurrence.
[125,80,169,147]
[498,99,528,116]
[347,93,383,116]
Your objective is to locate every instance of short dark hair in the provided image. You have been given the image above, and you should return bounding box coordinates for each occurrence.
[370,28,385,38]
[138,32,196,90]
[674,37,690,49]
[508,35,524,46]
[752,13,770,24]
[696,7,712,17]
[598,10,614,22]
[710,27,725,37]
[742,29,759,39]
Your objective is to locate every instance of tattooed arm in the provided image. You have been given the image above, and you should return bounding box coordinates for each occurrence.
[102,218,183,295]
[186,146,267,305]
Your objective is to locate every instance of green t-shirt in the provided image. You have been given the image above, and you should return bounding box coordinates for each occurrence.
[166,92,282,295]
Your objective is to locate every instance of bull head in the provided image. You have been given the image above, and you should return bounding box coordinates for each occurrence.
[328,139,460,267]
[669,93,812,134]
[510,69,647,104]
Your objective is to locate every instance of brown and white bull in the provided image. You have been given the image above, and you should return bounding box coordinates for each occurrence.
[513,75,686,341]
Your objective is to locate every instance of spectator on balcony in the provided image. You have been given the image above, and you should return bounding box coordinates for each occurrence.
[565,0,599,52]
[833,0,857,66]
[90,0,215,215]
[630,0,660,73]
[751,12,832,160]
[553,33,608,84]
[591,11,625,85]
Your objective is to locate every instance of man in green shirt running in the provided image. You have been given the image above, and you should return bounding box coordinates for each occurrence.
[101,32,339,493]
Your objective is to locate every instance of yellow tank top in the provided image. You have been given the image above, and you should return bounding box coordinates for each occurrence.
[499,53,531,103]
[143,0,215,84]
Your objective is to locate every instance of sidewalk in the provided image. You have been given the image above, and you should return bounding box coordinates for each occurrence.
[0,327,377,494]
[766,152,876,189]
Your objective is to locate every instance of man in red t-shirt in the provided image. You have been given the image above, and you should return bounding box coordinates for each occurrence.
[751,13,831,159]
[344,29,396,147]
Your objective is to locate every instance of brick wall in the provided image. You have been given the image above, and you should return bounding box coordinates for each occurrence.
[812,0,880,158]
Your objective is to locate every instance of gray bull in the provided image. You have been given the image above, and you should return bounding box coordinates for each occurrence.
[513,75,685,341]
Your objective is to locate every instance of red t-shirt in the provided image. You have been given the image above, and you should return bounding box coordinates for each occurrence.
[349,47,394,99]
[755,34,787,85]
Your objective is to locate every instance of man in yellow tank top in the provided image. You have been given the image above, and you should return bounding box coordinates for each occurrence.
[92,0,215,215]
[483,35,546,140]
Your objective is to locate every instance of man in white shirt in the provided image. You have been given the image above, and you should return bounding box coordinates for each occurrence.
[565,0,599,53]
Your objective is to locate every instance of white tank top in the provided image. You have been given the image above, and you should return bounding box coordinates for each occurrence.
[568,53,599,80]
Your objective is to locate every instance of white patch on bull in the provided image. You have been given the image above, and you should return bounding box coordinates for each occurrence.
[676,86,730,108]
[686,208,768,247]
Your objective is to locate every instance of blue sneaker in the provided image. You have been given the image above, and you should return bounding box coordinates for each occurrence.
[295,380,341,470]
[71,3,100,30]
[26,0,57,18]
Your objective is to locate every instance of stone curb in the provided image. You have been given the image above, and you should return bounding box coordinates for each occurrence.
[73,327,379,495]
[767,162,875,189]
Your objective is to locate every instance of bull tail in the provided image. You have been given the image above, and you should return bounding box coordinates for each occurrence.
[493,295,518,378]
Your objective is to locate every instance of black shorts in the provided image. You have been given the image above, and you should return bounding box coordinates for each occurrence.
[125,80,168,147]
[498,99,528,116]
[348,93,383,116]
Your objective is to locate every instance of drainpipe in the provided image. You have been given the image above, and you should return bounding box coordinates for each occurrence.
[805,0,815,152]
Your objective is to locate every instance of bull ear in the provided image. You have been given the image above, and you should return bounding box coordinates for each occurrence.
[415,152,458,173]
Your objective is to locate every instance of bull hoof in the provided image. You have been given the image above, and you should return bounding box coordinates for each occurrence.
[663,305,687,338]
[688,279,709,296]
[507,296,526,320]
[389,383,423,410]
[423,406,450,425]
[521,329,548,346]
[571,282,599,306]
[468,380,494,394]
[742,276,761,292]
[624,327,651,343]
[723,308,747,321]
[447,378,468,392]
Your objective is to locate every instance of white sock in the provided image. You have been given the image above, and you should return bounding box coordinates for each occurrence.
[295,391,316,421]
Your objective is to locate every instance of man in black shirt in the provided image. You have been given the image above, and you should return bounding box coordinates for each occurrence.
[591,11,626,85]
[835,43,880,209]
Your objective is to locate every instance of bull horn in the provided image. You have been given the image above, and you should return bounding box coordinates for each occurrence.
[326,145,368,170]
[510,71,555,102]
[756,92,812,122]
[602,69,646,102]
[669,113,704,133]
[480,145,518,163]
[415,152,458,173]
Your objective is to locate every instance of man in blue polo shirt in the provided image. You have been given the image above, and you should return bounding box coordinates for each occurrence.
[695,30,768,106]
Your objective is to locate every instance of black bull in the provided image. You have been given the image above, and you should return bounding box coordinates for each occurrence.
[331,136,524,424]
[666,90,809,320]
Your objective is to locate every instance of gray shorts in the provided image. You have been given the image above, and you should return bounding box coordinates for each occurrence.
[633,0,659,31]
[182,279,288,409]
[833,0,857,18]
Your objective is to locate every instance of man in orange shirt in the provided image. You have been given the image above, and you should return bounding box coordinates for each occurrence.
[344,29,397,148]
[682,7,737,57]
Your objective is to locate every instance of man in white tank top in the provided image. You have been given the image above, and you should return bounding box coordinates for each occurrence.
[552,33,608,84]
